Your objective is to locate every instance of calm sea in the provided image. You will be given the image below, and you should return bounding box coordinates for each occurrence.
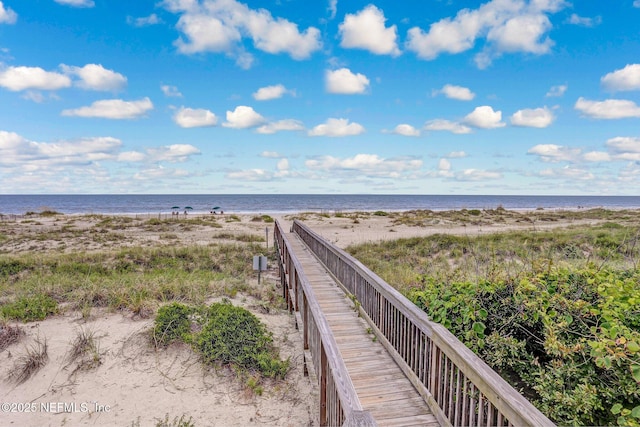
[1,194,640,215]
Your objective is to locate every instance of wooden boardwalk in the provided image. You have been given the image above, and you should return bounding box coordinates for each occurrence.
[287,233,439,426]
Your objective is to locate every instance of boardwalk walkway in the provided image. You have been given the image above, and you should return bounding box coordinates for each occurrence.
[286,232,439,426]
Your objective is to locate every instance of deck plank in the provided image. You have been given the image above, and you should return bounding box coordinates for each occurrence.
[286,233,439,426]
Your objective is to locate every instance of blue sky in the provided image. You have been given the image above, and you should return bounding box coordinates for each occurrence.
[0,0,639,195]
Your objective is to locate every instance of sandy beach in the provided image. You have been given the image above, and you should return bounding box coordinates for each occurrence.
[1,208,634,426]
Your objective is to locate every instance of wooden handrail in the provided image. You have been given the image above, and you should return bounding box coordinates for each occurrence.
[292,219,555,427]
[274,220,376,427]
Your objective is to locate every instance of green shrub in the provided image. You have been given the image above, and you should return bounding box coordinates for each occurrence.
[195,302,289,378]
[0,294,58,322]
[153,303,193,346]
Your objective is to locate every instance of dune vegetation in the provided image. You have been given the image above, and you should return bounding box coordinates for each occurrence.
[347,215,640,426]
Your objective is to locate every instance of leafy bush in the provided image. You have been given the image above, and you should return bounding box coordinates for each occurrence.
[1,294,58,322]
[153,302,193,346]
[407,266,640,426]
[195,302,289,378]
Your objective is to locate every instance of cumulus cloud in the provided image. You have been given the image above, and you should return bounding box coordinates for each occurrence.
[391,124,421,137]
[510,107,554,128]
[601,64,640,92]
[61,97,154,119]
[0,1,17,24]
[424,119,472,134]
[161,85,183,97]
[173,107,218,128]
[308,118,365,137]
[527,144,582,162]
[328,0,338,19]
[606,137,640,160]
[128,14,162,27]
[435,84,475,101]
[256,119,304,134]
[339,5,400,56]
[60,64,127,91]
[223,105,266,128]
[405,0,566,67]
[305,154,422,178]
[0,66,71,91]
[226,169,276,181]
[0,130,121,167]
[546,84,567,97]
[253,84,291,100]
[574,97,640,119]
[325,68,370,94]
[163,0,322,66]
[54,0,94,7]
[583,151,611,162]
[463,106,505,129]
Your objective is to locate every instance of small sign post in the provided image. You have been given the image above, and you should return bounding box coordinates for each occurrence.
[253,255,268,284]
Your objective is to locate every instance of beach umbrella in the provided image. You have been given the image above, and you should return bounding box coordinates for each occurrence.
[212,206,220,210]
[171,206,180,210]
[184,206,193,210]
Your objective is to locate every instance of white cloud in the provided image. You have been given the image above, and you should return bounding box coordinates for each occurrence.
[61,97,154,119]
[173,107,218,128]
[164,0,322,66]
[256,119,304,134]
[447,151,467,158]
[328,0,338,19]
[583,151,611,162]
[435,84,475,101]
[134,166,190,181]
[0,131,122,166]
[128,14,162,27]
[510,107,554,128]
[567,13,601,27]
[539,166,594,180]
[546,84,567,97]
[574,97,640,119]
[527,144,581,162]
[308,118,365,137]
[424,119,472,134]
[456,169,502,181]
[260,151,283,158]
[223,105,266,129]
[607,137,640,155]
[118,151,146,162]
[339,5,400,56]
[226,169,276,181]
[0,1,17,24]
[405,0,566,67]
[635,0,640,7]
[601,64,640,92]
[392,124,420,137]
[305,154,422,178]
[146,144,201,162]
[253,84,291,100]
[463,106,505,129]
[438,158,450,169]
[0,66,71,91]
[54,0,94,7]
[161,85,183,97]
[325,68,370,94]
[61,64,127,91]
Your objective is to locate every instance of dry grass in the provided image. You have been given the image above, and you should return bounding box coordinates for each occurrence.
[66,327,102,373]
[9,335,49,384]
[0,322,25,351]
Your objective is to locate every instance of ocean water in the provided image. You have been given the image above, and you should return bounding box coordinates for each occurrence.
[1,194,640,215]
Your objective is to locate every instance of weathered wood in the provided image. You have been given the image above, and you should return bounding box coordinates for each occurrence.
[291,219,555,427]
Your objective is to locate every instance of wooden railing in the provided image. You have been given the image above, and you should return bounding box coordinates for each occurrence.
[291,219,555,427]
[274,220,376,427]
